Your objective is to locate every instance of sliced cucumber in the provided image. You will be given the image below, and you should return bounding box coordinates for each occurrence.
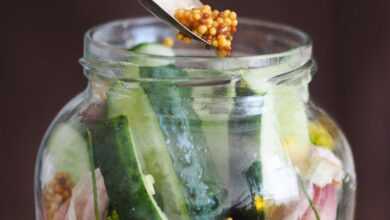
[123,43,175,78]
[260,87,300,204]
[239,53,309,95]
[43,122,89,183]
[107,81,189,219]
[191,80,236,207]
[230,68,311,205]
[131,43,175,57]
[140,64,225,217]
[245,161,262,198]
[244,161,265,219]
[91,116,167,220]
[271,86,311,172]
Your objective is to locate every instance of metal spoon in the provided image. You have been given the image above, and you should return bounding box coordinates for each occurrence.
[138,0,212,46]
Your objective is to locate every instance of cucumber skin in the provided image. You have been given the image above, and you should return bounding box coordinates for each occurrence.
[91,116,163,220]
[107,82,190,220]
[244,161,265,219]
[245,161,262,197]
[140,65,224,217]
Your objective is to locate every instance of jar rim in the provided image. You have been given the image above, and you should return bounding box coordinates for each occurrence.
[81,16,313,83]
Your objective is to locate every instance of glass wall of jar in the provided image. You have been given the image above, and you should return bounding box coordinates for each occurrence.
[34,17,356,220]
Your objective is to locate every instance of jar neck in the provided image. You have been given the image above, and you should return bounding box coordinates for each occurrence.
[82,17,314,102]
[85,61,315,102]
[84,57,314,99]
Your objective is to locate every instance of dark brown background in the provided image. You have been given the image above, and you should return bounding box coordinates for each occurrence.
[1,0,389,219]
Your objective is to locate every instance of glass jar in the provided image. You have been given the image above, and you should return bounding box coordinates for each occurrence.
[34,17,356,220]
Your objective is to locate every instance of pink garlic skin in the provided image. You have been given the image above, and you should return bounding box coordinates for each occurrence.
[302,184,337,220]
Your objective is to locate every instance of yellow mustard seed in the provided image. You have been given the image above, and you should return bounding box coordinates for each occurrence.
[174,5,238,57]
[182,37,192,44]
[218,37,228,47]
[197,25,208,35]
[216,17,224,24]
[217,49,230,57]
[230,11,237,19]
[203,5,212,12]
[225,40,232,48]
[162,37,175,48]
[209,27,217,36]
[224,9,232,15]
[254,195,265,212]
[205,18,213,26]
[212,39,219,47]
[175,9,184,18]
[176,33,184,40]
[212,10,219,18]
[224,18,232,26]
[309,122,335,149]
[193,13,202,20]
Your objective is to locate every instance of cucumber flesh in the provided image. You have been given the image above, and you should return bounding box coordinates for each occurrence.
[191,80,236,208]
[107,81,190,219]
[124,43,175,78]
[42,122,89,183]
[129,43,175,66]
[260,87,300,204]
[140,64,225,217]
[242,66,312,200]
[91,116,167,220]
[271,86,311,173]
[130,43,175,57]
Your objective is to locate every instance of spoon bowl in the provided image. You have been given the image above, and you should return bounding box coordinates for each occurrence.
[138,0,212,46]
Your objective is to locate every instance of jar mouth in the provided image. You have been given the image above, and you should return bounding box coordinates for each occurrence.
[81,16,313,83]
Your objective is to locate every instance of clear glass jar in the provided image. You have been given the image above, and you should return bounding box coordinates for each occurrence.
[34,17,356,220]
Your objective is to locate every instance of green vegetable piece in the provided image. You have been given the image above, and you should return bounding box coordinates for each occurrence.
[140,64,225,217]
[245,161,262,197]
[91,116,166,220]
[106,210,119,220]
[107,81,190,220]
[86,130,100,220]
[44,122,90,183]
